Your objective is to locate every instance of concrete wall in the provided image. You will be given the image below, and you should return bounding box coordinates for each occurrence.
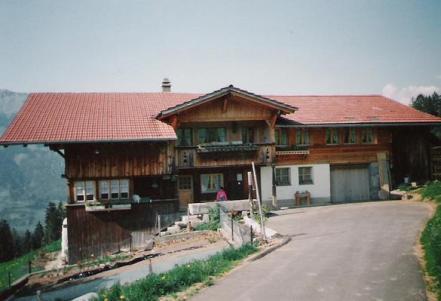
[260,164,331,206]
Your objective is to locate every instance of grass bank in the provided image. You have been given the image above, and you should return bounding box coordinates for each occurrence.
[99,243,258,301]
[0,240,61,292]
[419,181,441,299]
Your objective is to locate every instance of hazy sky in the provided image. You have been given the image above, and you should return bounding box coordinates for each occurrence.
[1,0,440,103]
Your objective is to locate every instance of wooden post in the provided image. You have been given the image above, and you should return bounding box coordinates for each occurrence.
[28,260,32,274]
[252,162,266,241]
[271,164,277,208]
[8,271,11,287]
[247,171,254,215]
[149,258,153,274]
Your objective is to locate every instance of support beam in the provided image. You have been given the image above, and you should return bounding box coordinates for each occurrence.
[222,96,229,113]
[170,115,179,130]
[49,145,65,158]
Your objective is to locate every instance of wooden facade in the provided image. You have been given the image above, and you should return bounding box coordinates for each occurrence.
[275,127,392,166]
[66,201,176,263]
[64,142,173,179]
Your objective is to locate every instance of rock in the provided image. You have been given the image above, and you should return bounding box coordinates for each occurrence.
[167,225,180,234]
[202,214,210,223]
[144,239,154,250]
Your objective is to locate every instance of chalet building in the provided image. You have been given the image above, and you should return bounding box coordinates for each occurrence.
[1,81,440,262]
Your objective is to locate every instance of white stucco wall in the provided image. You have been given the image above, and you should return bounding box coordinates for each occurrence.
[260,164,331,202]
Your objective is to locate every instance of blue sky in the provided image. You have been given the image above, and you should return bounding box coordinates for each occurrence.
[0,0,440,103]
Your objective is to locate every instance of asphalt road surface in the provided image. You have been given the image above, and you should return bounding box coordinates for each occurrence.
[191,201,431,301]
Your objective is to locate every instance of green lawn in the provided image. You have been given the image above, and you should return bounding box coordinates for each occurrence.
[0,240,61,292]
[99,243,258,301]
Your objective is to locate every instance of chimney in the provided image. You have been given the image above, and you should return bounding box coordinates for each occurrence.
[161,78,171,92]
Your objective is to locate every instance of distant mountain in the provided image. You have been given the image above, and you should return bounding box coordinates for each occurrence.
[0,89,66,232]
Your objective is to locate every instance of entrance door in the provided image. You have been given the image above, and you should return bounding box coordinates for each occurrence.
[227,172,245,200]
[331,165,370,203]
[178,176,193,210]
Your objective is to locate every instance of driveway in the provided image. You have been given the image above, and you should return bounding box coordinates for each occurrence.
[191,201,431,301]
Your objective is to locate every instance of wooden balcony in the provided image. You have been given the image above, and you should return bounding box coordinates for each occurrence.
[85,199,132,212]
[176,143,274,168]
[275,145,310,156]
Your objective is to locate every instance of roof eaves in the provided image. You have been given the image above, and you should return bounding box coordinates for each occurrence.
[157,85,297,119]
[0,136,177,146]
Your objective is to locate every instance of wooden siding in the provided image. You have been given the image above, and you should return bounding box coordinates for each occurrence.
[276,127,392,165]
[64,142,173,179]
[177,96,275,123]
[66,201,176,263]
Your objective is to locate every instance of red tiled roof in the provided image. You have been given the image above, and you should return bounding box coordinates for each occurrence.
[269,95,441,125]
[1,91,440,144]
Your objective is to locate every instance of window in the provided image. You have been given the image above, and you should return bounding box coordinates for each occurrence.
[296,129,310,145]
[74,181,95,202]
[326,128,339,145]
[75,182,85,202]
[178,176,192,190]
[299,167,313,185]
[198,128,226,144]
[275,128,288,146]
[201,174,223,193]
[275,168,290,186]
[120,179,129,199]
[343,128,356,144]
[241,127,255,144]
[111,180,120,199]
[99,181,109,199]
[361,128,374,144]
[177,128,193,146]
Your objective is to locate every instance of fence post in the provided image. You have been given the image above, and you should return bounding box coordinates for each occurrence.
[8,271,11,288]
[28,260,32,274]
[148,258,153,274]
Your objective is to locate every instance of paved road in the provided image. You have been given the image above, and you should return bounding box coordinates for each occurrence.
[191,201,431,301]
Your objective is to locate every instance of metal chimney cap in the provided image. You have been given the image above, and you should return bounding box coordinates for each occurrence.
[162,78,171,92]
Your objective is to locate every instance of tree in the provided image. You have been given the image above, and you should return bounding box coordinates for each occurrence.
[32,222,44,250]
[411,92,441,116]
[0,219,15,262]
[23,230,32,253]
[44,202,63,243]
[11,228,23,257]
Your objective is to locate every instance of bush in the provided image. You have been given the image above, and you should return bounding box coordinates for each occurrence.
[194,204,220,231]
[421,206,441,297]
[98,244,258,301]
[421,181,441,203]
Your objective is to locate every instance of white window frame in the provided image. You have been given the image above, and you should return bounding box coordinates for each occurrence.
[299,167,313,185]
[200,173,223,193]
[74,181,96,202]
[275,168,291,186]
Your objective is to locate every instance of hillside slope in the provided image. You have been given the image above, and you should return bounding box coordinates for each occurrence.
[0,90,65,232]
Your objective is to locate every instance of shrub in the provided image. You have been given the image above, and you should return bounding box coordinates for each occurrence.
[195,204,220,231]
[421,181,441,203]
[421,206,441,297]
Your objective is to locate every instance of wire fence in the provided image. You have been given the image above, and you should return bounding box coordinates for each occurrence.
[219,206,253,247]
[0,252,44,293]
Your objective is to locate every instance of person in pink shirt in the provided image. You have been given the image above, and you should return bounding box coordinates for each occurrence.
[216,187,227,201]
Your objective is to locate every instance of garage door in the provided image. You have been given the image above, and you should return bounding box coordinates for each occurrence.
[331,165,370,203]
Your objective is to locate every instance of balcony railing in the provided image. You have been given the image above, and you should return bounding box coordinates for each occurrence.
[276,145,310,156]
[196,142,259,153]
[85,199,132,211]
[176,143,274,168]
